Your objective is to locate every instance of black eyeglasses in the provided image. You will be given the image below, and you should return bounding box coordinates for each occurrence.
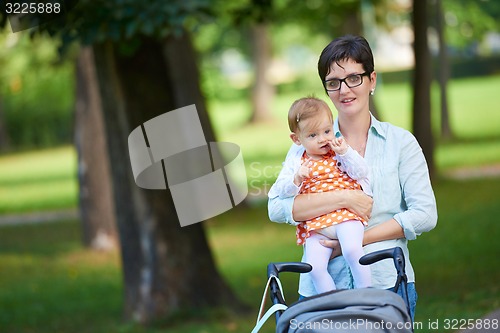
[324,72,369,91]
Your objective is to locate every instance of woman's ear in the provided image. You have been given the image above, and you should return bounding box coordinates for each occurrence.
[290,132,302,146]
[370,71,377,91]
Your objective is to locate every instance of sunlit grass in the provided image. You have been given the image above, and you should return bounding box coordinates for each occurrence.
[0,146,78,214]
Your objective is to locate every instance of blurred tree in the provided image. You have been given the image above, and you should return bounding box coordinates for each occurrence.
[433,0,453,140]
[347,0,381,120]
[279,0,383,118]
[75,47,117,251]
[412,0,435,178]
[0,30,9,151]
[8,0,244,323]
[249,0,275,123]
[233,0,275,123]
[0,96,10,151]
[0,31,74,149]
[198,0,389,121]
[441,0,500,54]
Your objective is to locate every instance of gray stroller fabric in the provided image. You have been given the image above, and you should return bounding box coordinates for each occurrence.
[276,288,412,333]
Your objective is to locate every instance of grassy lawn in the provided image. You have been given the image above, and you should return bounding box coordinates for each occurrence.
[0,177,499,332]
[0,147,77,214]
[0,75,500,332]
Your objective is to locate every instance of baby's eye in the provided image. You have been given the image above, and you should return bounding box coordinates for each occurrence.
[309,133,316,138]
[325,129,331,134]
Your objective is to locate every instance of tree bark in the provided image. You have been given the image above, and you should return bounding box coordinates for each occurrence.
[412,0,435,178]
[74,46,117,250]
[91,35,243,323]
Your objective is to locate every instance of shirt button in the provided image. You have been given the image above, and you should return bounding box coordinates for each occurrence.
[337,162,341,167]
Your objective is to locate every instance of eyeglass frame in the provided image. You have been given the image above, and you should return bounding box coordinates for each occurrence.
[323,72,370,91]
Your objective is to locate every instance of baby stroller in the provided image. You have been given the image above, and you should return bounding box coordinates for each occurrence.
[251,247,413,333]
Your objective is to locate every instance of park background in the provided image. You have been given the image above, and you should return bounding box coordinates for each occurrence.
[0,0,499,332]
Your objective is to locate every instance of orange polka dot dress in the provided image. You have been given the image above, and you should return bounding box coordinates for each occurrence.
[296,151,367,245]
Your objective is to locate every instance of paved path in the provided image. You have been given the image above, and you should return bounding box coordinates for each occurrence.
[0,208,78,226]
[445,163,500,180]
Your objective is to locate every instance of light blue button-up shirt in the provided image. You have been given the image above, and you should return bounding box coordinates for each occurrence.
[268,115,437,295]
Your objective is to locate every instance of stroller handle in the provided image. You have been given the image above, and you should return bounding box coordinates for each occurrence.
[359,247,411,317]
[265,262,312,323]
[359,246,405,276]
[267,262,312,279]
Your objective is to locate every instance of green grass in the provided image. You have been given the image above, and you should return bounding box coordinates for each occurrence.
[0,178,499,333]
[0,146,77,214]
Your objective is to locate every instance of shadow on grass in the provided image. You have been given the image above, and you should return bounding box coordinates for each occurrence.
[0,219,81,256]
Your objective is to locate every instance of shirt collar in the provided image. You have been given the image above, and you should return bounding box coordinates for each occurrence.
[333,113,387,140]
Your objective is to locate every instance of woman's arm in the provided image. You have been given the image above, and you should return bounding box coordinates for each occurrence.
[292,190,373,222]
[362,218,404,245]
[320,218,404,252]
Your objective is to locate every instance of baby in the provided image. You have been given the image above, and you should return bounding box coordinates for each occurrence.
[270,96,372,293]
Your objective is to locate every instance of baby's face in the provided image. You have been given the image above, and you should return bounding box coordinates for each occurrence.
[296,114,334,158]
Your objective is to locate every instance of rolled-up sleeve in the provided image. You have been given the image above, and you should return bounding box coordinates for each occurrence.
[268,196,300,225]
[393,133,438,240]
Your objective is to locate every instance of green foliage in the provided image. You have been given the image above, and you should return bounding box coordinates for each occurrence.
[440,0,500,54]
[36,0,215,51]
[0,30,75,149]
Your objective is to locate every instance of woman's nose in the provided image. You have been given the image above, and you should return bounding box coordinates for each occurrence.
[339,81,351,93]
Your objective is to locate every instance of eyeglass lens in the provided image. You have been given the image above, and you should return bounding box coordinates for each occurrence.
[326,74,363,91]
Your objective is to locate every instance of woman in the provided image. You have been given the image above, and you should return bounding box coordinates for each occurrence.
[267,35,437,320]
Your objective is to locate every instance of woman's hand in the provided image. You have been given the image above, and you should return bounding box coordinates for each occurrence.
[292,189,373,222]
[319,238,343,259]
[344,190,373,221]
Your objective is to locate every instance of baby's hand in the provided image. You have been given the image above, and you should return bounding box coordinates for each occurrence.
[294,158,312,186]
[329,136,348,155]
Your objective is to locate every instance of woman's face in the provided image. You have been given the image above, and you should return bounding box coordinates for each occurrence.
[325,58,376,118]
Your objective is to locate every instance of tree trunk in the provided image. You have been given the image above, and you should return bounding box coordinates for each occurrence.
[341,0,381,120]
[0,96,10,151]
[412,0,435,178]
[435,0,453,140]
[74,46,117,250]
[250,23,275,123]
[91,35,243,323]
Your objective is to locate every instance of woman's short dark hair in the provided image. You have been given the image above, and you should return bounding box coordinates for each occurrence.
[318,35,375,85]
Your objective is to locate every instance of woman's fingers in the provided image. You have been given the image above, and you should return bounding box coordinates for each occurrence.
[319,238,343,259]
[347,190,373,221]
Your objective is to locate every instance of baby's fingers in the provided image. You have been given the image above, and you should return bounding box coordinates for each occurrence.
[301,157,313,167]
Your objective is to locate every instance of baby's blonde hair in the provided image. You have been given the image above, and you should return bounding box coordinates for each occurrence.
[288,96,333,133]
